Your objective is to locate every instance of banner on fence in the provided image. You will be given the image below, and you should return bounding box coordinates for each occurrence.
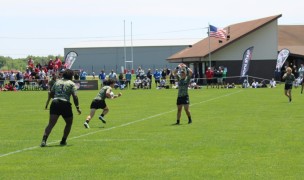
[73,80,98,90]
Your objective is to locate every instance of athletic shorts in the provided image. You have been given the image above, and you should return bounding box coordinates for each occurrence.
[285,84,293,90]
[176,95,190,105]
[90,99,106,109]
[50,99,73,118]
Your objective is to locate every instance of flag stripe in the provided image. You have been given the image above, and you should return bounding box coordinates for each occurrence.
[209,25,227,39]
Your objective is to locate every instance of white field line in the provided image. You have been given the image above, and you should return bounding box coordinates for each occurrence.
[83,139,146,142]
[0,90,242,158]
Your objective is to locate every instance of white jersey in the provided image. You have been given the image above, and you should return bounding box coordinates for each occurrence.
[298,67,304,77]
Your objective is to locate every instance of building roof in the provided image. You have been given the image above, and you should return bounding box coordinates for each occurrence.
[65,38,199,48]
[167,14,283,62]
[278,25,304,57]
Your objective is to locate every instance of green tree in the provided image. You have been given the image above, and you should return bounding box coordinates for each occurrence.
[0,56,6,69]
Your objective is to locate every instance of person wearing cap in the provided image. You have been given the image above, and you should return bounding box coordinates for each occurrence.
[173,63,193,125]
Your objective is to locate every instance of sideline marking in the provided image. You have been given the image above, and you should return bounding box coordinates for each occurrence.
[0,90,242,158]
[83,139,145,142]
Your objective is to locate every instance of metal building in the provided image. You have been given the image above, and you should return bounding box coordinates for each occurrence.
[64,39,197,74]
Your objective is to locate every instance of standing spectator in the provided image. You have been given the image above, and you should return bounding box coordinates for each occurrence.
[136,66,145,79]
[54,56,62,72]
[172,63,193,125]
[215,67,223,89]
[125,70,132,89]
[298,64,304,93]
[99,70,106,86]
[169,72,175,88]
[0,71,5,88]
[80,70,87,80]
[28,58,34,70]
[146,69,152,89]
[108,70,117,81]
[205,67,214,89]
[16,71,25,90]
[47,59,54,74]
[9,71,16,86]
[153,69,161,87]
[298,64,304,78]
[40,69,81,147]
[223,67,227,86]
[161,69,167,80]
[282,67,295,102]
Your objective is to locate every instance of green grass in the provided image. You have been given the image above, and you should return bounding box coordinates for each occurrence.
[1,84,304,179]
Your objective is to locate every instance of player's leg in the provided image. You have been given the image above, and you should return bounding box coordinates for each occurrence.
[86,108,97,122]
[99,101,108,124]
[41,114,60,147]
[183,104,192,124]
[61,116,73,145]
[284,86,289,98]
[288,89,292,102]
[176,104,183,125]
[84,108,97,128]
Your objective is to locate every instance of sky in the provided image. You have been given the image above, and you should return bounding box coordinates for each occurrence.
[1,0,303,59]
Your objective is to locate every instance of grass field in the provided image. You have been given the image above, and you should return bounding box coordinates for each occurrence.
[1,84,304,179]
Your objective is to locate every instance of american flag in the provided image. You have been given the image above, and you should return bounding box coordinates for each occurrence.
[209,25,227,39]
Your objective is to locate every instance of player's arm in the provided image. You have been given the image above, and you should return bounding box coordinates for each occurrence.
[72,92,81,114]
[173,64,182,76]
[106,88,112,98]
[50,85,55,98]
[186,66,193,77]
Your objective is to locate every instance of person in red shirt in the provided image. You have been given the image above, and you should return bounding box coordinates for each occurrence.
[54,57,62,72]
[5,83,13,91]
[205,67,214,89]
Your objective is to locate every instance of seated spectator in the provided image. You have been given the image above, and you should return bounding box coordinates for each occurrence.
[242,79,250,88]
[157,78,169,89]
[4,83,14,91]
[226,83,236,88]
[189,79,201,89]
[260,80,267,88]
[172,81,179,89]
[133,77,142,89]
[269,78,276,88]
[251,79,258,88]
[142,76,151,89]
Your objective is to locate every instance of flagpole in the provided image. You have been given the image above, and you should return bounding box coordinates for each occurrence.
[208,24,211,68]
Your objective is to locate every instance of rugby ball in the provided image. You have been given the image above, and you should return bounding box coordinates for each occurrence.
[110,92,114,98]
